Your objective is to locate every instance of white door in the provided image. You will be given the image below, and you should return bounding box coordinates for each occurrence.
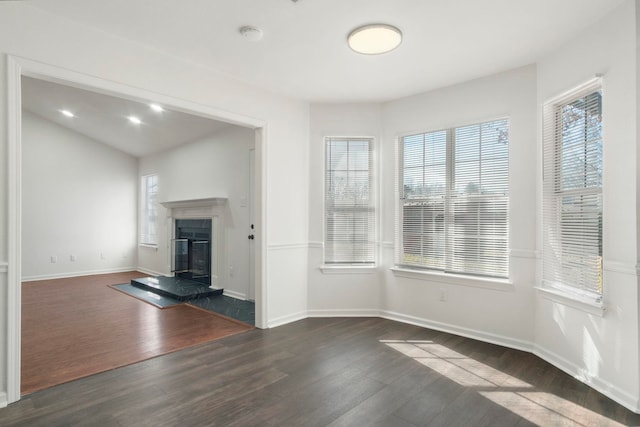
[248,148,256,301]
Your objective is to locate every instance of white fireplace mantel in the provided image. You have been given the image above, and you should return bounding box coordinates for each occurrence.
[160,197,227,215]
[160,197,227,288]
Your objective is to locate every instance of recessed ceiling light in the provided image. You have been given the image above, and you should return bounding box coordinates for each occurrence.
[239,26,263,42]
[149,103,164,113]
[128,116,142,125]
[348,24,402,55]
[60,109,75,118]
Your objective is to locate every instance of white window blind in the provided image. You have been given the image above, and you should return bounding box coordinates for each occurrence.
[325,137,375,264]
[140,174,158,245]
[542,80,603,300]
[399,119,509,278]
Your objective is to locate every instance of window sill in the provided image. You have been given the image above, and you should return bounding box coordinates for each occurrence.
[535,286,605,317]
[320,265,377,275]
[139,243,158,250]
[390,267,513,291]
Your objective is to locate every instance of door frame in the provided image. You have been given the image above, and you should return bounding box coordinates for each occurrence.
[6,55,269,404]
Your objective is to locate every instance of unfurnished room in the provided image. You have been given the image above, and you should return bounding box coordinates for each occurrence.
[1,0,640,425]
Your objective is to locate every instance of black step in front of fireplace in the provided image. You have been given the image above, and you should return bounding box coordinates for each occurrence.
[131,276,223,301]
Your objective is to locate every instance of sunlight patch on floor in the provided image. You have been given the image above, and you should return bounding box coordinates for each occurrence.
[381,339,621,426]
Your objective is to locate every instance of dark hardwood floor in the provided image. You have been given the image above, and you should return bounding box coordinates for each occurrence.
[5,316,640,426]
[21,271,252,394]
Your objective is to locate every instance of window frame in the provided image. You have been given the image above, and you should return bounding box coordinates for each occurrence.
[140,173,159,247]
[322,136,377,269]
[395,118,510,281]
[541,78,603,309]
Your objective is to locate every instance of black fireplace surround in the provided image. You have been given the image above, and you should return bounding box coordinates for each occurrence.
[173,219,212,286]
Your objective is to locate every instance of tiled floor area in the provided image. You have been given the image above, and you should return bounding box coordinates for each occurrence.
[189,295,256,326]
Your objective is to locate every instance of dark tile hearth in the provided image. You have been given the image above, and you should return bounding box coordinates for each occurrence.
[189,295,255,326]
[131,276,222,301]
[124,275,255,325]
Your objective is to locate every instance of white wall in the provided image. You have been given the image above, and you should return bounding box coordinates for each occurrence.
[21,111,138,280]
[535,0,639,411]
[379,65,538,347]
[307,103,383,315]
[138,125,255,299]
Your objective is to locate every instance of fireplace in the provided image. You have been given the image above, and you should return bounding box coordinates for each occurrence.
[173,219,212,285]
[160,197,227,290]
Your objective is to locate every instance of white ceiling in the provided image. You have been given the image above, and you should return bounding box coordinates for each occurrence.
[26,0,625,103]
[18,0,625,157]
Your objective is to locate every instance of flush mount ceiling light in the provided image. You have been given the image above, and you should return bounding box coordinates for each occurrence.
[239,26,263,42]
[348,24,402,55]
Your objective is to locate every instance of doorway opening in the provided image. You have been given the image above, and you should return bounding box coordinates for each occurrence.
[7,56,267,403]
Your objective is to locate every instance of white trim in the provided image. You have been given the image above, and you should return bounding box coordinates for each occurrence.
[267,311,307,328]
[307,309,381,317]
[267,242,311,251]
[390,267,514,292]
[0,391,7,409]
[135,267,166,278]
[138,243,158,250]
[21,267,140,283]
[163,199,227,289]
[382,241,394,249]
[380,310,533,353]
[320,265,377,274]
[535,286,605,317]
[223,289,247,300]
[0,262,8,274]
[602,260,638,276]
[533,345,639,414]
[308,241,324,249]
[509,249,539,259]
[545,76,603,106]
[160,197,227,210]
[7,56,22,404]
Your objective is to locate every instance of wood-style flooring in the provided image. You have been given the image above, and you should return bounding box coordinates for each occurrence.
[21,271,252,395]
[6,316,640,426]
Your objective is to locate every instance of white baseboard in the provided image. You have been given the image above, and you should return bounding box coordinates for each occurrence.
[0,391,7,409]
[267,311,308,328]
[223,289,247,300]
[307,308,382,318]
[134,267,165,277]
[21,266,138,282]
[380,310,534,353]
[533,345,640,414]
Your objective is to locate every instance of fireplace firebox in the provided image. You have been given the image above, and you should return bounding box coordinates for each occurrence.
[172,219,212,286]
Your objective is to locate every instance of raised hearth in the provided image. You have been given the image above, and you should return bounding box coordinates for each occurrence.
[131,276,223,301]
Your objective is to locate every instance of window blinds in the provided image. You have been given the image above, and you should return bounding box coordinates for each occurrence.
[140,174,158,245]
[542,79,603,299]
[325,138,375,264]
[399,119,509,278]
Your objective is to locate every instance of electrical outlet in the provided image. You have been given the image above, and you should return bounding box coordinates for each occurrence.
[50,256,57,264]
[70,254,76,262]
[439,288,447,302]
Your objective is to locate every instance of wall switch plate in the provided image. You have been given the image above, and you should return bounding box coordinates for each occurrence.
[50,256,57,263]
